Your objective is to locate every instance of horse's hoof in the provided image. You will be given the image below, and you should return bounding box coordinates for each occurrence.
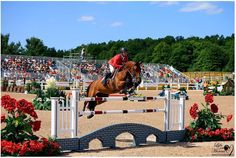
[87,114,94,119]
[120,90,127,94]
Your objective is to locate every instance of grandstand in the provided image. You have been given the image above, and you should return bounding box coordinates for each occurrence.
[1,54,191,85]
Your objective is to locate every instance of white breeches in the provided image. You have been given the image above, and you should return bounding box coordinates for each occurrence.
[109,64,115,73]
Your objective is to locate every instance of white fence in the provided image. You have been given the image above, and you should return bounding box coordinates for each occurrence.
[51,89,185,139]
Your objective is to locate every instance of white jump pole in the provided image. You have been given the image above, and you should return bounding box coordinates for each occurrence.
[71,88,80,138]
[51,97,60,138]
[179,94,185,130]
[164,89,170,131]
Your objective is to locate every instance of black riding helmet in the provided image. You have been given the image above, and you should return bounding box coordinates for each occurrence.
[120,47,128,53]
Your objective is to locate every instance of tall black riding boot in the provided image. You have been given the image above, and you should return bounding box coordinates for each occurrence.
[102,72,111,86]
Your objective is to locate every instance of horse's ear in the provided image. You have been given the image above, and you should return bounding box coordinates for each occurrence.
[136,61,143,65]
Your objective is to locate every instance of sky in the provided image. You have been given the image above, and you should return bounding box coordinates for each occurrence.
[1,1,235,50]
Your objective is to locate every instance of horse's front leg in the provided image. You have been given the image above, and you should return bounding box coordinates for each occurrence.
[87,101,96,119]
[79,101,88,117]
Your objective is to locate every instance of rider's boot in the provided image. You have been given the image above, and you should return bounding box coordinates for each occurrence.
[102,72,111,86]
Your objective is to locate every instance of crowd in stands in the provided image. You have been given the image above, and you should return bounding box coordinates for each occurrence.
[1,55,190,84]
[142,64,189,83]
[1,55,58,80]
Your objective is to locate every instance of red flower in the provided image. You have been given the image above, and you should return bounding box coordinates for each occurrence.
[29,140,44,152]
[30,121,41,132]
[1,140,21,155]
[191,135,197,141]
[205,93,214,103]
[19,141,30,156]
[221,134,227,140]
[2,97,17,112]
[210,104,218,113]
[1,95,11,108]
[16,99,30,114]
[30,111,38,120]
[189,103,198,119]
[41,137,49,143]
[50,142,60,151]
[197,128,203,132]
[206,128,211,132]
[227,114,233,122]
[214,129,220,135]
[1,114,6,123]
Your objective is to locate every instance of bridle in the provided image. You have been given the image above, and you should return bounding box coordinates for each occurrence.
[125,64,142,88]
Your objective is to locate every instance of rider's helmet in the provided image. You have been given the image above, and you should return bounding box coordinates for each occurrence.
[120,47,128,54]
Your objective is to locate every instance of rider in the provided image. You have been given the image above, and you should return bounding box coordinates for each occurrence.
[102,47,128,86]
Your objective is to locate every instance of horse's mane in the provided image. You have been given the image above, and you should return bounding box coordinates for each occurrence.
[124,61,136,68]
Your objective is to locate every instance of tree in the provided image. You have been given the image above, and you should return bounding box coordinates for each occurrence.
[223,36,234,71]
[25,37,47,56]
[1,34,10,54]
[8,42,23,55]
[193,43,226,71]
[151,41,172,64]
[169,41,194,72]
[1,34,23,55]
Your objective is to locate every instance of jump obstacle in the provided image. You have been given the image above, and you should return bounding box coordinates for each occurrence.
[51,88,186,151]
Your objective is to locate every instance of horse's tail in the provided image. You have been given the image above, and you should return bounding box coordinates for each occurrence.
[83,82,93,112]
[86,83,92,97]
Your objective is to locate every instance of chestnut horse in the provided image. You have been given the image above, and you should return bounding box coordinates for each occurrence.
[81,61,142,118]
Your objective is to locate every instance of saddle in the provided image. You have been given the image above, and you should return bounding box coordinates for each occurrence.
[102,69,118,87]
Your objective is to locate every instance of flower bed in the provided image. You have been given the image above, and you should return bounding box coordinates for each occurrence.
[185,93,234,142]
[1,95,61,156]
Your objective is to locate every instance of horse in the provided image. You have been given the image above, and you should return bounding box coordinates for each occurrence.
[80,61,142,119]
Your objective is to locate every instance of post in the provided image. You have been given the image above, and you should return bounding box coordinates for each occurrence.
[179,95,185,130]
[164,88,170,131]
[71,88,80,138]
[51,97,60,138]
[83,81,86,94]
[41,81,44,90]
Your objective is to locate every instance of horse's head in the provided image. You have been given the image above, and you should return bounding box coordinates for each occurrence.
[124,61,142,89]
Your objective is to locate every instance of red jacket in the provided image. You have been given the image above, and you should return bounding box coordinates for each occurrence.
[108,53,128,69]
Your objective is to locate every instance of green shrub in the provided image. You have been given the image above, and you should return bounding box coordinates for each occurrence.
[32,87,65,111]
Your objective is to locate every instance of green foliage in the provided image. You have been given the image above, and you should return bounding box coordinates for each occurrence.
[45,87,65,98]
[25,82,42,95]
[151,41,172,64]
[33,98,51,110]
[193,43,226,71]
[1,112,39,143]
[190,103,224,130]
[32,87,65,111]
[25,37,47,56]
